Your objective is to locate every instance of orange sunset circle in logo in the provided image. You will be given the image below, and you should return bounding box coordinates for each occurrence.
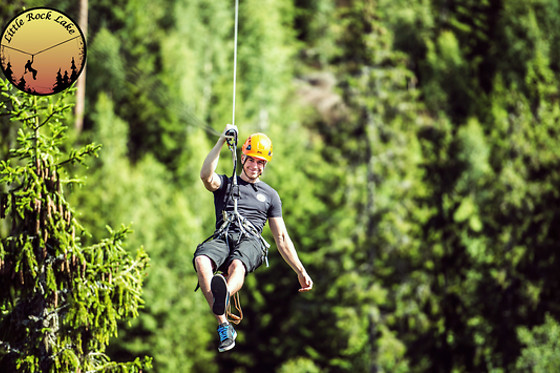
[1,7,86,96]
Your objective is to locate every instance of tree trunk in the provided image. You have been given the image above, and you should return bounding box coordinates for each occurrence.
[74,0,88,132]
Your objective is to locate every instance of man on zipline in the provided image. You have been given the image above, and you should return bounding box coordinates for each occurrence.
[24,56,38,80]
[194,124,313,352]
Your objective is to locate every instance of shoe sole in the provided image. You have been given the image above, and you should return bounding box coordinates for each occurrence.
[218,330,237,352]
[211,275,229,315]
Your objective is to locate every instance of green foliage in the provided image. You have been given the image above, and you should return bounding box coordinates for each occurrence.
[69,92,215,372]
[515,315,560,372]
[4,0,560,371]
[236,0,297,125]
[423,30,471,120]
[0,79,150,372]
[277,357,321,373]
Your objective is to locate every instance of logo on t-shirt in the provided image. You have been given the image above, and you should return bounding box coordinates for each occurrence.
[256,193,267,203]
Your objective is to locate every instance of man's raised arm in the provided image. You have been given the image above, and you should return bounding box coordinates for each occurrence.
[200,124,236,192]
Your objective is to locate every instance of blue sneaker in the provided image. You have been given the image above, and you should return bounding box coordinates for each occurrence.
[217,322,237,352]
[211,274,229,316]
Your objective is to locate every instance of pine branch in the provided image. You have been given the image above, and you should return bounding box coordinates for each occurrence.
[0,78,150,372]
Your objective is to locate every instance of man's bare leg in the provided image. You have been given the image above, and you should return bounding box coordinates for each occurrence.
[225,259,246,296]
[194,255,228,324]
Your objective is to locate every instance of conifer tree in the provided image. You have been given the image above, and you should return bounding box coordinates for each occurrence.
[0,79,151,372]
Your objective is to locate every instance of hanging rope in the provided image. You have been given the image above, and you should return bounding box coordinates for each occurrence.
[226,0,244,325]
[227,292,243,325]
[170,0,240,139]
[231,0,240,127]
[227,0,241,217]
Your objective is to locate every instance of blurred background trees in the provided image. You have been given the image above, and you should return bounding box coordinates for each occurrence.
[2,0,560,372]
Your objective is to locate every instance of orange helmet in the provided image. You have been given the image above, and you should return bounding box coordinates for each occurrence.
[242,133,273,162]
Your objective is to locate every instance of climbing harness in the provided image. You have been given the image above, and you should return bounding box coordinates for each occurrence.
[213,131,271,325]
[225,130,271,264]
[201,129,271,266]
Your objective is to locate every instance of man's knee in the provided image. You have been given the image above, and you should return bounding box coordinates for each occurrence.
[228,259,246,275]
[194,255,213,272]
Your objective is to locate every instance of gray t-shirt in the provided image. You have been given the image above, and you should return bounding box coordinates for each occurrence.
[213,174,282,234]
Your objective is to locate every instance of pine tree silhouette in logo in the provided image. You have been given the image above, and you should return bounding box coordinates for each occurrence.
[70,57,78,82]
[3,61,14,82]
[53,58,77,94]
[53,68,67,93]
[17,75,27,91]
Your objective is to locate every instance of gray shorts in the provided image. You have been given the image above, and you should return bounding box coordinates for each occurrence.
[193,232,265,274]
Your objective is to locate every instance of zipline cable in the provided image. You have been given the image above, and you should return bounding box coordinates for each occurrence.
[224,1,243,320]
[1,36,81,57]
[231,0,239,128]
[180,0,239,139]
[226,0,241,214]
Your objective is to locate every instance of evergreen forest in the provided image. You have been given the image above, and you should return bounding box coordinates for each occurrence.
[1,0,560,372]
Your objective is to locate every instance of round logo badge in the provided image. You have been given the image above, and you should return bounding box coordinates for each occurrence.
[256,193,267,203]
[0,7,86,95]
